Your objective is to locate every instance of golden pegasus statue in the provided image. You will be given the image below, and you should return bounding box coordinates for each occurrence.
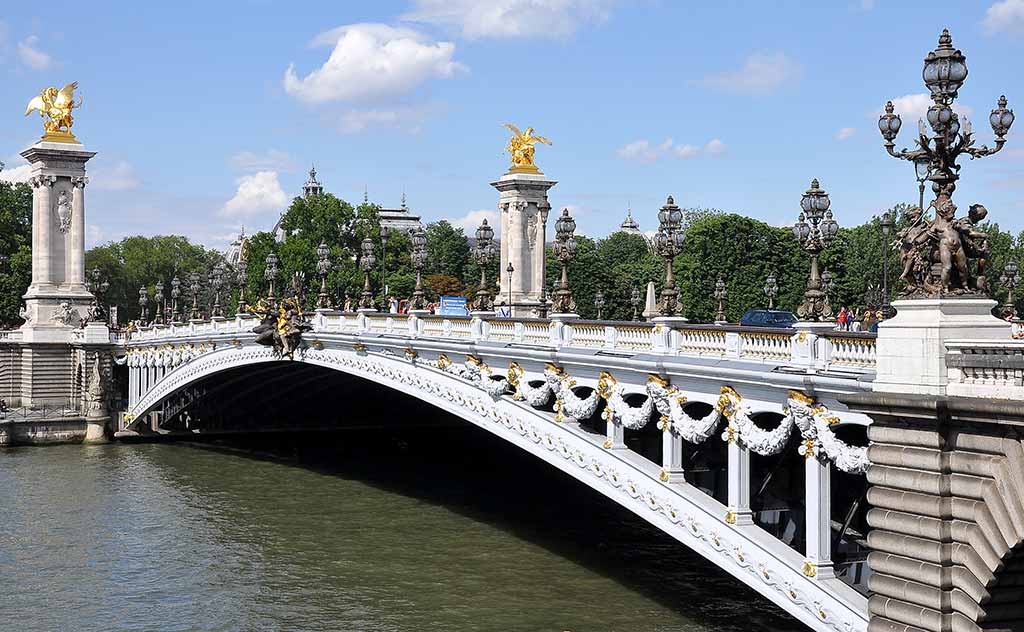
[25,82,82,142]
[502,123,552,174]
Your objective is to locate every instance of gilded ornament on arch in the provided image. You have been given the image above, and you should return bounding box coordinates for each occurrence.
[724,510,737,525]
[25,81,83,143]
[647,373,669,388]
[437,354,452,369]
[801,561,818,578]
[602,438,613,449]
[787,390,816,406]
[596,371,616,399]
[658,469,669,482]
[466,354,483,367]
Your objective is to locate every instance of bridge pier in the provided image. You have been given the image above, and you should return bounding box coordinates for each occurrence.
[727,442,754,526]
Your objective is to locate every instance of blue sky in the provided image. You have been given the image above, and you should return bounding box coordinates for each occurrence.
[2,0,1023,251]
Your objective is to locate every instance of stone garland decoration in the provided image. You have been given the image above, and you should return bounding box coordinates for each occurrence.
[430,352,867,475]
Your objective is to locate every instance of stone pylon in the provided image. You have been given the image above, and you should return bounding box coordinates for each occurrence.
[19,139,96,342]
[492,172,556,316]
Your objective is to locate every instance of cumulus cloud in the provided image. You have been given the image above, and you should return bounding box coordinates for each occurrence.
[700,52,801,95]
[401,0,616,39]
[221,171,289,218]
[230,150,297,173]
[836,127,856,140]
[92,161,141,191]
[283,23,465,105]
[447,209,500,235]
[337,103,441,134]
[0,160,32,184]
[17,35,52,70]
[615,138,726,162]
[983,0,1024,34]
[880,94,972,126]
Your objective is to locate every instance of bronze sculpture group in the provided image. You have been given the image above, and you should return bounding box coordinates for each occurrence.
[253,297,312,359]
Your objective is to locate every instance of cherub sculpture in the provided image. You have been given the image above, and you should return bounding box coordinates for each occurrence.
[502,123,552,173]
[25,82,83,140]
[252,297,312,359]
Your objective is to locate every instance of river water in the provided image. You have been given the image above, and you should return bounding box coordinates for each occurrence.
[0,427,803,632]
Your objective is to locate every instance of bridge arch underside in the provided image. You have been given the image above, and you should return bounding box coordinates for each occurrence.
[128,345,868,632]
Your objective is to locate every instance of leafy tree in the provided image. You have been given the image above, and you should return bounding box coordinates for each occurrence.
[425,273,463,298]
[0,175,32,327]
[425,220,471,280]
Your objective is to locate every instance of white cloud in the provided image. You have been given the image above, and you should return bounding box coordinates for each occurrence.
[401,0,616,39]
[86,224,108,249]
[17,35,52,70]
[616,138,725,162]
[0,160,32,184]
[221,171,289,218]
[92,160,141,191]
[704,138,727,155]
[283,23,465,105]
[337,103,440,134]
[880,94,972,127]
[447,209,500,235]
[983,0,1024,34]
[836,127,856,140]
[701,52,801,95]
[230,150,297,173]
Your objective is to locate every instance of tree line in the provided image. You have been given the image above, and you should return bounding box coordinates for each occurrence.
[0,173,1022,326]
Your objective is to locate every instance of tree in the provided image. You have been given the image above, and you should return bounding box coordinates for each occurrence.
[0,175,32,327]
[425,220,471,280]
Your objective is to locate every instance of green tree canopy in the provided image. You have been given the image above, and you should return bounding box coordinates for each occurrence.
[0,176,32,327]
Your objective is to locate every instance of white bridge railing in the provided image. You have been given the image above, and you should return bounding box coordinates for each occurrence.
[124,311,877,374]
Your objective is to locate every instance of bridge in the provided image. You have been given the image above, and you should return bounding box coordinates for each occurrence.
[4,28,1024,632]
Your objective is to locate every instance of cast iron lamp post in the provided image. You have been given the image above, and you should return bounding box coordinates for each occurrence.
[551,208,578,315]
[210,263,225,318]
[235,259,249,314]
[763,273,778,310]
[138,286,149,324]
[87,267,110,323]
[878,29,1013,206]
[473,219,496,312]
[153,281,165,325]
[189,272,202,320]
[913,157,930,213]
[793,179,839,321]
[880,210,894,313]
[505,262,514,314]
[316,242,332,309]
[380,225,390,301]
[630,286,641,322]
[359,237,376,310]
[264,253,279,305]
[594,288,605,321]
[170,276,182,323]
[410,228,428,312]
[714,275,727,324]
[654,196,685,318]
[1000,260,1020,321]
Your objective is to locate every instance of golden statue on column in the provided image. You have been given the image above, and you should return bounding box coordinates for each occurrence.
[25,81,83,143]
[502,123,552,174]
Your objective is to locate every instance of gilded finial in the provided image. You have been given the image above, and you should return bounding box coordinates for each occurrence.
[25,81,83,143]
[502,123,552,174]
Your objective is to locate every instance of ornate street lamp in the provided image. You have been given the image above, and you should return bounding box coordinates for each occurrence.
[473,219,496,312]
[264,253,279,305]
[913,157,930,213]
[630,286,641,322]
[138,286,149,324]
[714,275,727,325]
[764,273,779,310]
[359,237,376,310]
[594,288,605,321]
[654,195,685,318]
[188,272,202,320]
[880,211,894,313]
[1000,260,1020,321]
[793,179,839,321]
[551,208,578,315]
[878,29,1014,296]
[505,262,514,313]
[153,280,165,325]
[537,282,549,319]
[210,263,225,318]
[236,258,249,314]
[170,276,182,323]
[316,242,332,309]
[410,228,428,312]
[87,267,110,323]
[821,269,835,304]
[380,225,390,301]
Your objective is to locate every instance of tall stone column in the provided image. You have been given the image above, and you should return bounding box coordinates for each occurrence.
[492,172,556,317]
[19,140,97,342]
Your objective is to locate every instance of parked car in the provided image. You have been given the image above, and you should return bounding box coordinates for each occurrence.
[739,309,797,328]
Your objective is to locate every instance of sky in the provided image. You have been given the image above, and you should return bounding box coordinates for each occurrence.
[2,0,1024,252]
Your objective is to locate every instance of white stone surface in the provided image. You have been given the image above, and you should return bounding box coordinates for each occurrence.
[873,298,1011,395]
[491,172,556,316]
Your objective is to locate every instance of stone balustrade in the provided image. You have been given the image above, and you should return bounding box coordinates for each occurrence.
[122,312,880,374]
[945,339,1024,399]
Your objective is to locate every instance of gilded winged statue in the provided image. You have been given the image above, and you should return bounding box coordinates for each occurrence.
[502,123,552,173]
[25,82,82,141]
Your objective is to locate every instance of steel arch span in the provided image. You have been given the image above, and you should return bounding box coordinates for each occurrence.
[124,340,868,632]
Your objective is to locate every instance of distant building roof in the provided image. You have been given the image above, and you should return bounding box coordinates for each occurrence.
[617,207,642,235]
[379,193,423,235]
[225,227,247,265]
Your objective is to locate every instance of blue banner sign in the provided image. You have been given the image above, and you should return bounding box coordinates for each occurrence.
[438,295,468,316]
